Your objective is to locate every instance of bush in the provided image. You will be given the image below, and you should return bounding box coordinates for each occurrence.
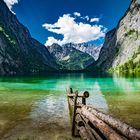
[135,62,140,72]
[125,29,138,38]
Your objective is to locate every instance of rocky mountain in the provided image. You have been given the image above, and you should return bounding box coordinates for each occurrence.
[0,0,58,75]
[1,0,139,74]
[47,43,95,71]
[86,0,140,73]
[62,43,102,60]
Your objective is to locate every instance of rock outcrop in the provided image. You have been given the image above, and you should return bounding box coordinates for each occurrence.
[1,0,139,74]
[62,43,102,60]
[0,0,58,75]
[86,0,140,72]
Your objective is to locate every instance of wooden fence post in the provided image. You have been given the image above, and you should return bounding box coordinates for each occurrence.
[72,91,78,136]
[82,91,89,105]
[70,87,73,94]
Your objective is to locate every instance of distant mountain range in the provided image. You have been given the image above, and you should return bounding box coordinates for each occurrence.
[47,43,95,71]
[62,43,102,61]
[0,0,140,75]
[0,0,98,75]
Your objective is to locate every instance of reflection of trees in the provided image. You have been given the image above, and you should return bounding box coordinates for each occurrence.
[54,73,109,112]
[30,73,109,126]
[112,73,140,93]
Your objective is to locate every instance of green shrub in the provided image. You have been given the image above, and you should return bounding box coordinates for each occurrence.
[0,26,3,32]
[125,29,138,38]
[135,62,140,72]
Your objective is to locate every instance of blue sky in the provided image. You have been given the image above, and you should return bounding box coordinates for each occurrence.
[5,0,131,46]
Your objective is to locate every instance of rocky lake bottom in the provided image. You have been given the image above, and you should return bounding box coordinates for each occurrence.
[0,73,140,140]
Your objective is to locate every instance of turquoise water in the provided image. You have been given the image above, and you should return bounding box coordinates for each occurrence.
[0,73,140,140]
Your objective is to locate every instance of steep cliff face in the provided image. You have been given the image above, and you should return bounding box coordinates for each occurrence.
[87,0,140,72]
[47,43,95,71]
[0,1,58,75]
[112,0,140,69]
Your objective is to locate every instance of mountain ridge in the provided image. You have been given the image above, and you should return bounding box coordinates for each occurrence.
[0,0,59,75]
[1,0,139,75]
[61,43,102,60]
[47,43,95,71]
[86,0,140,73]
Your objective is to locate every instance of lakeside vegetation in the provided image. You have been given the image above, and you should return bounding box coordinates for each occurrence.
[109,60,140,73]
[108,46,140,75]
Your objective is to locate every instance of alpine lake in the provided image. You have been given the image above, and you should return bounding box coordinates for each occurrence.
[0,73,140,140]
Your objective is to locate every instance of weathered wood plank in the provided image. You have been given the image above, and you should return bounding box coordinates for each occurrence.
[72,91,78,136]
[79,126,93,140]
[80,114,105,140]
[67,89,140,140]
[76,114,96,140]
[83,106,140,140]
[80,107,124,140]
[67,91,89,98]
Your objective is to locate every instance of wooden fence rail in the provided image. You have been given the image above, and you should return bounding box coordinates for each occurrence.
[66,88,140,140]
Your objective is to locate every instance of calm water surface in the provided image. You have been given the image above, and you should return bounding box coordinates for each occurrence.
[0,73,140,140]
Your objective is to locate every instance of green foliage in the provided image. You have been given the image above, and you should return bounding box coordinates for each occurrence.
[125,29,139,38]
[116,47,119,53]
[109,60,140,74]
[109,46,140,74]
[132,46,140,60]
[108,68,114,73]
[0,24,16,45]
[0,23,53,73]
[127,60,134,70]
[0,23,22,61]
[135,63,140,72]
[132,52,138,60]
[0,26,3,32]
[124,26,127,31]
[56,48,93,70]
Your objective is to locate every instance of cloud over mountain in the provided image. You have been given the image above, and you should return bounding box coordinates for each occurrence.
[43,13,106,46]
[74,12,81,17]
[3,0,18,13]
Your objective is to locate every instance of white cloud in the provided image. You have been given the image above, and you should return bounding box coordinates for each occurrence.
[81,16,89,21]
[73,12,89,21]
[90,18,100,23]
[45,37,62,46]
[74,12,81,17]
[3,0,18,14]
[85,16,89,21]
[43,14,106,46]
